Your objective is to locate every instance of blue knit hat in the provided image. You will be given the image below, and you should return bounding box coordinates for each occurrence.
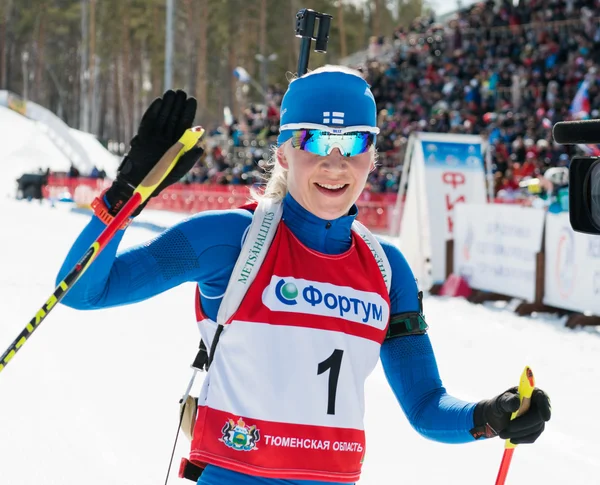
[278,68,380,145]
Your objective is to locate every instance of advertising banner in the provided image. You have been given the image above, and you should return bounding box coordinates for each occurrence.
[544,212,600,314]
[454,204,546,302]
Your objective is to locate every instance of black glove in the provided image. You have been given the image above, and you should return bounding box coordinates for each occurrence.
[470,387,551,444]
[104,89,204,216]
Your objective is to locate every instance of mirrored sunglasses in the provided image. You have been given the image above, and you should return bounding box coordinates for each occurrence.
[290,130,375,157]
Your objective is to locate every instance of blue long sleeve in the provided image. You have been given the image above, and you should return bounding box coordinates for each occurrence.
[56,210,252,312]
[377,240,476,443]
[380,335,476,443]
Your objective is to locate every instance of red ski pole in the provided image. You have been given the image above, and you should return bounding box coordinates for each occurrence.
[0,126,205,374]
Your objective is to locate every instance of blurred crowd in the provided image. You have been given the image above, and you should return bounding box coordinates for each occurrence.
[185,93,284,186]
[188,0,600,207]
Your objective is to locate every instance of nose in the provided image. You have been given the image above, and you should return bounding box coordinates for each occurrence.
[322,148,348,171]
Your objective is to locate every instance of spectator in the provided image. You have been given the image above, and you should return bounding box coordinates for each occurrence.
[199,0,599,200]
[68,164,80,178]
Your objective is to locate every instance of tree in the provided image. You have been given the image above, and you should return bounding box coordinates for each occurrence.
[397,0,423,29]
[0,0,14,89]
[1,0,385,140]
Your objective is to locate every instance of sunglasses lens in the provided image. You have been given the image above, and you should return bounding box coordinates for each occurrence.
[290,130,374,157]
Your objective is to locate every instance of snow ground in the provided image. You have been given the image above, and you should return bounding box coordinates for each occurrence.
[0,199,598,485]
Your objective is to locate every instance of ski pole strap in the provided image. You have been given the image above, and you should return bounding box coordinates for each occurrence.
[91,192,132,230]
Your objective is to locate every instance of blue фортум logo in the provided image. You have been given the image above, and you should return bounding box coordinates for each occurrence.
[265,276,389,329]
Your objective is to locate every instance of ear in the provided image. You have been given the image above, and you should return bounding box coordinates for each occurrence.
[369,149,378,173]
[369,155,378,173]
[277,146,289,170]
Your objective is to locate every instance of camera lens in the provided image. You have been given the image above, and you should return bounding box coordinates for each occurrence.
[591,161,600,228]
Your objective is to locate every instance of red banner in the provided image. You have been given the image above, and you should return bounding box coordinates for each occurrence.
[43,176,397,232]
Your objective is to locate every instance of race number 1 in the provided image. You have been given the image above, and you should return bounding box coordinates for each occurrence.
[318,349,344,415]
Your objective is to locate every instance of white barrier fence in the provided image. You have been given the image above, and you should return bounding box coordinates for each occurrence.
[544,212,600,314]
[450,204,599,317]
[453,204,546,302]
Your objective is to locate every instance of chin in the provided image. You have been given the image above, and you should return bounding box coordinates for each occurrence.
[299,189,359,219]
[314,204,352,220]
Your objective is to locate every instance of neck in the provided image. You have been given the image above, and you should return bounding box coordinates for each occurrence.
[281,193,358,255]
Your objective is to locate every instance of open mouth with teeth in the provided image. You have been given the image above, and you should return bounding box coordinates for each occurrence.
[314,182,349,196]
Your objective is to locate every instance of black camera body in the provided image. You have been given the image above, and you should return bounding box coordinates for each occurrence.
[553,121,600,234]
[569,156,600,234]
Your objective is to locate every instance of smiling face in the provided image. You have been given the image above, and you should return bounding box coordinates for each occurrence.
[277,141,375,220]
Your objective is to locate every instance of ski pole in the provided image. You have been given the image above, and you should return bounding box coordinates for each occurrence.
[494,366,535,485]
[0,126,206,374]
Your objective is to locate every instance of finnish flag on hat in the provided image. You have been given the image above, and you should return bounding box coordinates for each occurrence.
[278,67,380,145]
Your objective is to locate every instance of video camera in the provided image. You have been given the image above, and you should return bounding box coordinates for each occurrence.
[553,120,600,234]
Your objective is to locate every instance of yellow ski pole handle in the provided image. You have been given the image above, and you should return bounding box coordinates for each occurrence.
[495,366,536,485]
[135,126,205,201]
[505,366,535,449]
[0,126,205,374]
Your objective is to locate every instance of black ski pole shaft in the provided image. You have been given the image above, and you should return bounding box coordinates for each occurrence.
[0,127,205,374]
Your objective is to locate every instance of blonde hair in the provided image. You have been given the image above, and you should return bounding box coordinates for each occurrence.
[250,65,376,204]
[250,145,289,203]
